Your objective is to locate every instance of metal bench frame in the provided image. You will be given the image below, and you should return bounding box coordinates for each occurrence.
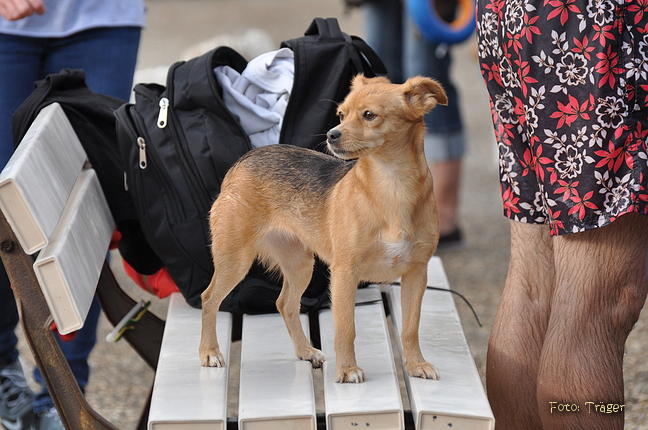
[0,211,164,430]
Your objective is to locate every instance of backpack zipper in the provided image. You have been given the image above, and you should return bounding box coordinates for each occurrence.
[164,104,213,213]
[133,118,186,223]
[117,102,185,223]
[137,136,147,169]
[163,62,217,214]
[157,98,169,129]
[157,55,253,215]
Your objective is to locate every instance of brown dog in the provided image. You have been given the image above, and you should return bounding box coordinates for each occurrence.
[199,74,447,383]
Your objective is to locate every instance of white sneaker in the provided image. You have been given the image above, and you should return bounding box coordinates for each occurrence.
[0,360,35,430]
[32,408,63,430]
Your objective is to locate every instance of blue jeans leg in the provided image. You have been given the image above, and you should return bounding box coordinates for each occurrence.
[0,34,41,166]
[363,1,465,161]
[403,14,465,161]
[0,263,19,368]
[41,26,140,101]
[364,0,404,83]
[0,25,140,412]
[32,297,101,414]
[403,14,464,137]
[0,26,140,159]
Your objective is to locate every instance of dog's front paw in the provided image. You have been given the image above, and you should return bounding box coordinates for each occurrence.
[200,347,226,367]
[298,347,327,368]
[405,361,440,380]
[335,366,365,383]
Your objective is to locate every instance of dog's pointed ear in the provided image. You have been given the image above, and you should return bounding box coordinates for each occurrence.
[402,76,448,118]
[351,74,371,90]
[351,74,390,90]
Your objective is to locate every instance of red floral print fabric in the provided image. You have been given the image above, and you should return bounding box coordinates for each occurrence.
[477,0,648,235]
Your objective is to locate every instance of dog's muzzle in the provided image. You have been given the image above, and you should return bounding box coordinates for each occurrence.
[327,128,342,146]
[326,128,346,158]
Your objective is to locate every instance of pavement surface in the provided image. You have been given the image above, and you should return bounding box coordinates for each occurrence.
[13,0,648,429]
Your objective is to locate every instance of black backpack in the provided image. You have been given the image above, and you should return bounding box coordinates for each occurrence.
[114,17,386,309]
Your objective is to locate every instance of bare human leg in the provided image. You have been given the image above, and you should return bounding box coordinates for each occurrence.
[430,159,461,237]
[486,220,554,429]
[537,212,648,429]
[488,213,648,429]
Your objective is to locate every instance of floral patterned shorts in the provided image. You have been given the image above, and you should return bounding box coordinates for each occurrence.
[477,0,648,235]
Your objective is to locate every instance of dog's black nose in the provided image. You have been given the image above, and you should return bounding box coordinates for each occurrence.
[327,129,341,144]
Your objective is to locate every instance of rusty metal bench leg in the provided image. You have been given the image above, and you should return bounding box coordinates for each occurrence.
[95,260,165,428]
[0,212,118,430]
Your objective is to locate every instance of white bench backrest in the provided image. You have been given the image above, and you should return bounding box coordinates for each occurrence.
[0,103,87,254]
[0,103,114,334]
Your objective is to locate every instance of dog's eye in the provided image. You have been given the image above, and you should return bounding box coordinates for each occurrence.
[363,111,376,120]
[338,111,345,121]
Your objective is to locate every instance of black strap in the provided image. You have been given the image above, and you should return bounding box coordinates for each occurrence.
[351,35,388,76]
[357,282,483,327]
[302,17,388,76]
[424,285,483,327]
[305,17,343,39]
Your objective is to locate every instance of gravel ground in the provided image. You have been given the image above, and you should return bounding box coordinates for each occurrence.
[13,1,648,428]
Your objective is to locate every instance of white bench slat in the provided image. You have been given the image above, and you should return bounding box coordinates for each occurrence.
[32,168,114,334]
[0,103,86,254]
[388,257,494,430]
[238,313,316,430]
[319,285,404,430]
[149,293,232,430]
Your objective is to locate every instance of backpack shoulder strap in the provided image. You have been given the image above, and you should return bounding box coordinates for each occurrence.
[304,17,345,40]
[350,35,387,76]
[302,18,387,75]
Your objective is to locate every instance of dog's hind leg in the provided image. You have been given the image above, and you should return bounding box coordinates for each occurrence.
[400,263,440,379]
[200,243,256,368]
[266,233,327,368]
